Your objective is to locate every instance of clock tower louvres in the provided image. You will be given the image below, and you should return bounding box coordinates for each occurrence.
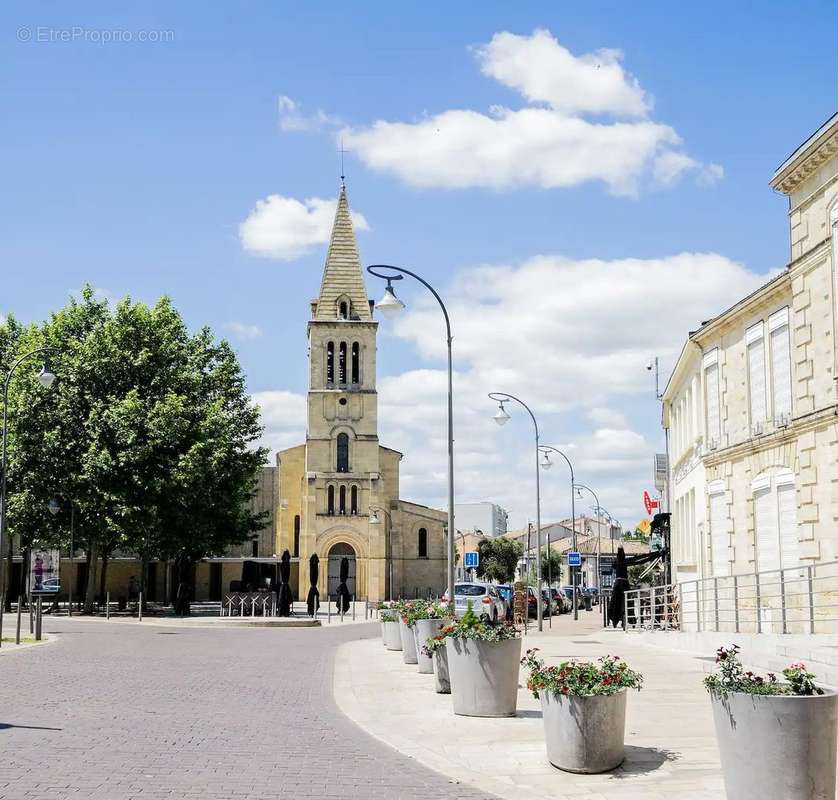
[275,184,446,602]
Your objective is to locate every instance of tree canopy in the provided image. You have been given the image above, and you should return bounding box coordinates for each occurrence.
[475,537,523,584]
[1,287,268,611]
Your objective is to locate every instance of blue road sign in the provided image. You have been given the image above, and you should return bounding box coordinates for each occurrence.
[464,551,479,568]
[567,551,582,567]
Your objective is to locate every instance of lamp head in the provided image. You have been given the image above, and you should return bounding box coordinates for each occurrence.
[375,281,405,318]
[492,402,511,426]
[38,364,57,389]
[541,453,552,470]
[369,511,381,525]
[48,498,60,516]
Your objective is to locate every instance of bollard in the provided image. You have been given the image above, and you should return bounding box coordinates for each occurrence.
[328,597,332,624]
[15,594,22,645]
[35,596,42,641]
[352,596,356,621]
[106,592,110,620]
[138,592,143,622]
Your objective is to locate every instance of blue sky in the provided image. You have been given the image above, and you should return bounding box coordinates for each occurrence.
[3,2,836,527]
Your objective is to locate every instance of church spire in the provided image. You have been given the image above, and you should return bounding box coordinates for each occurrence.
[314,185,372,321]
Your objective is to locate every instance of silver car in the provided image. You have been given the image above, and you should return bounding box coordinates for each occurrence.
[448,582,506,622]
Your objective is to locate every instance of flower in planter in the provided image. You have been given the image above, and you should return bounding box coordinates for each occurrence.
[422,623,456,657]
[445,601,520,642]
[401,599,449,626]
[703,645,824,697]
[521,648,643,699]
[379,601,401,623]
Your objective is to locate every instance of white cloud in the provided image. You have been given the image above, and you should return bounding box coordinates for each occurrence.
[475,29,650,117]
[239,194,369,260]
[224,322,261,340]
[252,390,306,457]
[253,248,768,526]
[278,95,341,132]
[341,29,719,195]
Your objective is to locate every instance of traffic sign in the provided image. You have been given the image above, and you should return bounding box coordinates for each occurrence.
[567,551,582,567]
[643,490,659,515]
[464,551,479,568]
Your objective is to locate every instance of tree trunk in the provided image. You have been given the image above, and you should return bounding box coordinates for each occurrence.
[83,540,99,614]
[3,535,13,612]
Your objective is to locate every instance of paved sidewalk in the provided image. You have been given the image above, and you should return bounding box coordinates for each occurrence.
[0,617,496,800]
[334,612,726,800]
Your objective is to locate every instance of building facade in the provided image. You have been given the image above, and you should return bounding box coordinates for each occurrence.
[454,502,509,537]
[664,115,838,596]
[274,185,446,602]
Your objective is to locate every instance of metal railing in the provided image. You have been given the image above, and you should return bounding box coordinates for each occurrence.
[624,560,838,635]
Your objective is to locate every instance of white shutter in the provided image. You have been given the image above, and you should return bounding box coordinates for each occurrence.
[755,485,779,572]
[705,362,720,442]
[709,492,729,577]
[747,335,767,423]
[777,480,799,569]
[770,323,792,418]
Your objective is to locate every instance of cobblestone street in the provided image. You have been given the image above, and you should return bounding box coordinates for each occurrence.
[0,619,495,800]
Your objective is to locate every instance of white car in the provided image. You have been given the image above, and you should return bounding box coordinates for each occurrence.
[444,582,507,623]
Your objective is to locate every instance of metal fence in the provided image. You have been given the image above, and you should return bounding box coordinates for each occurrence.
[623,560,838,635]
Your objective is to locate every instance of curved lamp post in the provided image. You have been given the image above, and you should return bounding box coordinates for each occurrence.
[0,348,57,646]
[366,265,455,613]
[539,445,578,620]
[575,483,602,592]
[48,496,75,616]
[369,506,395,602]
[489,392,544,631]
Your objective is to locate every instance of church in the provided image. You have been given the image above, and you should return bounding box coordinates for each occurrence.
[273,185,447,602]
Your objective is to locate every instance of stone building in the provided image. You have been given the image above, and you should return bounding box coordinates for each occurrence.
[663,114,838,598]
[274,185,447,602]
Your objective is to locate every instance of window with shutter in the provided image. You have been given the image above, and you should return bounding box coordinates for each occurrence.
[747,323,766,425]
[777,478,799,569]
[754,484,778,572]
[769,310,792,419]
[705,360,721,443]
[709,492,729,577]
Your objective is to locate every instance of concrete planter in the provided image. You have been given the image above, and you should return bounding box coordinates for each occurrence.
[382,620,403,651]
[413,618,444,674]
[446,636,522,717]
[710,690,838,800]
[540,690,627,773]
[432,647,450,693]
[399,620,418,664]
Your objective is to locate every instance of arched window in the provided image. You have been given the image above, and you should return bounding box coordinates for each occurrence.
[338,342,347,385]
[326,341,334,385]
[293,515,300,557]
[336,432,349,473]
[339,485,346,515]
[350,485,358,515]
[351,342,360,384]
[339,301,349,320]
[327,485,335,515]
[418,528,428,558]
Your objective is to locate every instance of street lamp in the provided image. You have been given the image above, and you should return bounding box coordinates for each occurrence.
[48,496,75,616]
[367,265,456,613]
[575,483,602,592]
[489,391,544,631]
[0,347,57,646]
[369,506,395,602]
[539,445,578,620]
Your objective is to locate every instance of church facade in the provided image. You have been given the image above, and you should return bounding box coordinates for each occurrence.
[274,186,447,602]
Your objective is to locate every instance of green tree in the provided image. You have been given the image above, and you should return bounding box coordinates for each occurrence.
[526,546,564,587]
[1,288,267,613]
[475,537,523,584]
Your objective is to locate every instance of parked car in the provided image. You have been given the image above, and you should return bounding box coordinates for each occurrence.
[445,582,506,622]
[542,589,559,616]
[550,588,569,614]
[496,585,514,620]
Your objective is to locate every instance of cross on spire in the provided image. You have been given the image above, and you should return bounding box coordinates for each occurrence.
[338,139,347,187]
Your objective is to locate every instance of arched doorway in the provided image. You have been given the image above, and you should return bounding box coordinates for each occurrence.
[327,542,356,599]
